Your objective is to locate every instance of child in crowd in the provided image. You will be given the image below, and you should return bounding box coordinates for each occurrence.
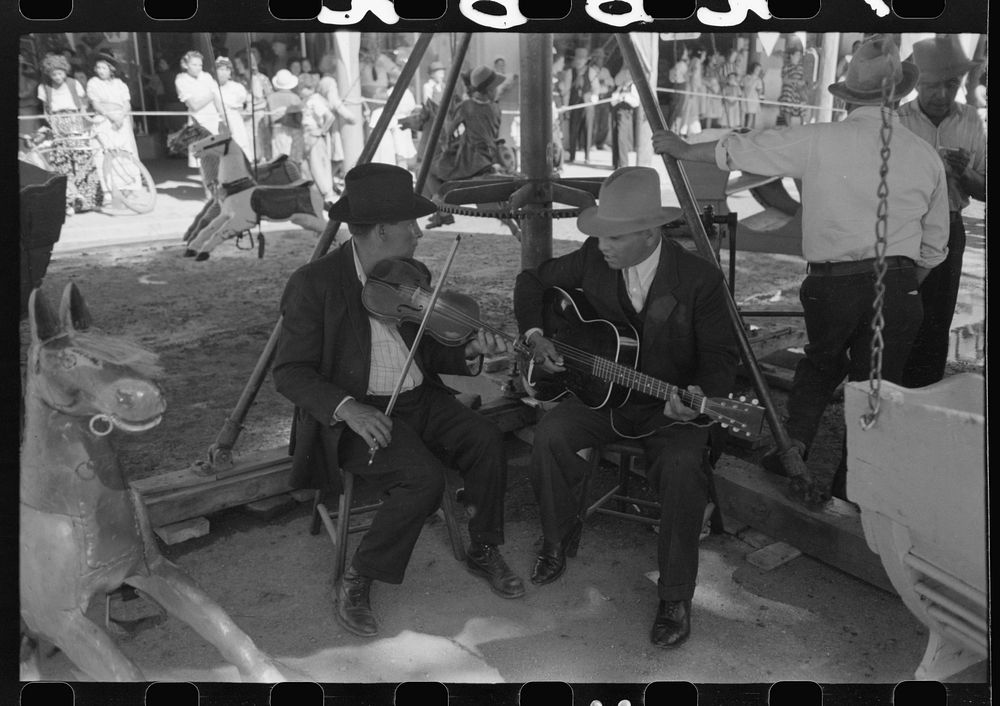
[703,73,723,129]
[742,62,764,128]
[267,69,304,163]
[721,71,743,128]
[296,73,337,208]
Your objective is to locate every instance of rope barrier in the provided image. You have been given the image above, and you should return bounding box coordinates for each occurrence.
[18,86,847,122]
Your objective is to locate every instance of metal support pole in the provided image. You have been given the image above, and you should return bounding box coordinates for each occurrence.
[617,35,823,505]
[415,33,473,196]
[205,34,436,470]
[519,33,554,271]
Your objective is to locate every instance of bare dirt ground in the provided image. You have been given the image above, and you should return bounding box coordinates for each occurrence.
[18,227,987,690]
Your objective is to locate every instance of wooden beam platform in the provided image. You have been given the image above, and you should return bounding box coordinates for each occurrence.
[713,456,894,594]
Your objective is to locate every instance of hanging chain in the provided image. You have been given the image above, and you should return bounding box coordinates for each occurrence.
[860,77,895,431]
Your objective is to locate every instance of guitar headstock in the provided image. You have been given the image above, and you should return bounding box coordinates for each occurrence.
[709,394,765,438]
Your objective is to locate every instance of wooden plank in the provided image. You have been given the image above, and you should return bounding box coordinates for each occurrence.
[141,460,296,528]
[746,542,803,571]
[153,517,210,545]
[713,455,895,593]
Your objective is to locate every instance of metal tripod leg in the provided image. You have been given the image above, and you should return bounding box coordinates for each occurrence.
[203,33,446,470]
[617,35,825,506]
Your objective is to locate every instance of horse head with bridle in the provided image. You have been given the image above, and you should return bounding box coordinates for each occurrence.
[20,283,288,681]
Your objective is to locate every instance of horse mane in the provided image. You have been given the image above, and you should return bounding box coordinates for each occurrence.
[59,330,165,380]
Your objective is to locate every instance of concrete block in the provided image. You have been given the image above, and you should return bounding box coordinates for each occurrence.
[243,494,297,521]
[738,527,774,549]
[154,517,209,545]
[747,541,802,571]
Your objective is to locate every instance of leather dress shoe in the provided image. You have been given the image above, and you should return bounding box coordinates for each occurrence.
[650,599,691,649]
[530,543,566,585]
[530,520,583,585]
[466,543,526,599]
[334,566,378,637]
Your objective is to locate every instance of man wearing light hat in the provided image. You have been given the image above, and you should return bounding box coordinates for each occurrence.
[515,167,739,648]
[274,163,525,638]
[897,35,986,388]
[653,37,950,501]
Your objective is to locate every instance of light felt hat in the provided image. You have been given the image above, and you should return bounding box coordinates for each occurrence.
[909,35,982,82]
[577,167,683,238]
[828,37,918,105]
[272,68,299,90]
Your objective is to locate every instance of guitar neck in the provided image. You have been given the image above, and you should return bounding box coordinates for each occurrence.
[556,341,708,412]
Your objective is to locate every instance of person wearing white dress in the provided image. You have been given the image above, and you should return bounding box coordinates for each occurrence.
[86,52,140,195]
[175,51,224,168]
[214,57,251,158]
[370,68,417,169]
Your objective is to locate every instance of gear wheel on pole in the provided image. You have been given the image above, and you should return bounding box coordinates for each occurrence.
[436,174,609,223]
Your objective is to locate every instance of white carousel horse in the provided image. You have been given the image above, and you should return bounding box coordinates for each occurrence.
[180,133,305,249]
[184,134,326,261]
[20,283,289,681]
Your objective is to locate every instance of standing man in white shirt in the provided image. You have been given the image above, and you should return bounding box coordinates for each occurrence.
[897,36,987,388]
[653,37,950,501]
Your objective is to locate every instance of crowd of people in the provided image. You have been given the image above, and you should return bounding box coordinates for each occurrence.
[20,50,140,214]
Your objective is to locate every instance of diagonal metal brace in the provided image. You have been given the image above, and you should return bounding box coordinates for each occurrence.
[617,35,826,507]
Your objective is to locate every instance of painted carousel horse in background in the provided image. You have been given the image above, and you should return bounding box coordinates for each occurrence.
[176,129,305,250]
[184,134,327,261]
[20,283,288,682]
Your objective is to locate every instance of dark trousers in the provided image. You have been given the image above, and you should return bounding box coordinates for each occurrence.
[339,385,507,584]
[530,397,710,602]
[593,101,611,148]
[785,266,923,495]
[566,106,590,162]
[901,213,966,388]
[610,104,635,169]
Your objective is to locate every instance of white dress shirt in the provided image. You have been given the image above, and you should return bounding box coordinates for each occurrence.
[714,106,949,269]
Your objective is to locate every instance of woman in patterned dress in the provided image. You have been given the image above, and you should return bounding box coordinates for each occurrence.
[36,54,103,214]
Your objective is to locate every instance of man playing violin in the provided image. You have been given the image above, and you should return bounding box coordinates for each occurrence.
[514,166,739,649]
[273,163,525,639]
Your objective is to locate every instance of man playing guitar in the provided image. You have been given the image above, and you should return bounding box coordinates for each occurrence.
[514,166,740,649]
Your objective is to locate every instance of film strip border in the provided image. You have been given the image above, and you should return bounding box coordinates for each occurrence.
[10,0,987,29]
[14,678,979,705]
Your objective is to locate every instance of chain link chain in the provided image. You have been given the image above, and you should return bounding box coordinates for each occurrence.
[861,77,895,431]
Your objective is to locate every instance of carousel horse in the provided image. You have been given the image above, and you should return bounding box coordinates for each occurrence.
[184,134,326,261]
[180,131,305,247]
[20,283,288,682]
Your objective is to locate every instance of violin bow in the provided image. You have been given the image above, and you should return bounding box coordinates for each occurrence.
[369,234,463,466]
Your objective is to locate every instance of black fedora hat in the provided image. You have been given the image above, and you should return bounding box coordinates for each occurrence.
[326,163,437,223]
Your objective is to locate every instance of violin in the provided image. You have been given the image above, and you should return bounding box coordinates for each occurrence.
[362,257,524,351]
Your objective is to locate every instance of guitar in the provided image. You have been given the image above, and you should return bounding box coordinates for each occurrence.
[520,287,765,439]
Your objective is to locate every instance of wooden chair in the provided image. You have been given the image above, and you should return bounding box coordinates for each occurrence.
[310,469,467,584]
[577,439,724,547]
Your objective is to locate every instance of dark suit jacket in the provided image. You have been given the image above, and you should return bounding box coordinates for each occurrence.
[273,243,474,491]
[514,236,739,424]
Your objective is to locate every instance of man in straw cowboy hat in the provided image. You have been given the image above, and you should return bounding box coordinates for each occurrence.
[652,36,950,502]
[514,166,740,648]
[897,35,986,388]
[273,163,526,638]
